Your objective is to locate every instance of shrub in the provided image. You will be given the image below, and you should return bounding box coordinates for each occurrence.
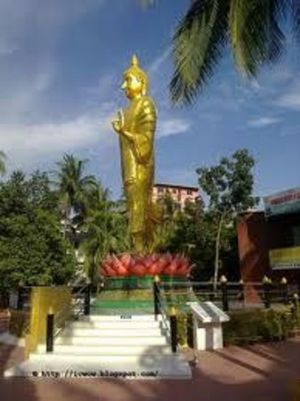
[8,310,29,337]
[224,305,298,346]
[174,305,300,347]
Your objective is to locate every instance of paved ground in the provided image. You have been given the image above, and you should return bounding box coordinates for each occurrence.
[1,338,300,401]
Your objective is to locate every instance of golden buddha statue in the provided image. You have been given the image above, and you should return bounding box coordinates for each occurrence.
[112,55,157,253]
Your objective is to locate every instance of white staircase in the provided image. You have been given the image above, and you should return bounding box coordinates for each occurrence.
[4,314,191,379]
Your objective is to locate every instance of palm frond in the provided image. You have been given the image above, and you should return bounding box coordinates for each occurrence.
[170,0,229,105]
[230,0,285,76]
[137,0,160,9]
[292,0,300,41]
[0,150,6,175]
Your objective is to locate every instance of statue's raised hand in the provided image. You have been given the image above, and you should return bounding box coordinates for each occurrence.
[112,120,122,133]
[112,110,124,134]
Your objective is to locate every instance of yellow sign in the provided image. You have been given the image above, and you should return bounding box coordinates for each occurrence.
[269,246,300,270]
[25,286,72,357]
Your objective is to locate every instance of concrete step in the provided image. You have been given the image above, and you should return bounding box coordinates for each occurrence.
[29,352,184,365]
[61,327,164,337]
[36,344,172,356]
[4,358,191,379]
[69,320,161,329]
[55,335,168,346]
[82,314,161,322]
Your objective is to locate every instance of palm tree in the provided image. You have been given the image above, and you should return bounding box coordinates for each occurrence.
[151,192,182,252]
[0,151,6,176]
[142,0,300,104]
[54,154,97,236]
[80,200,129,284]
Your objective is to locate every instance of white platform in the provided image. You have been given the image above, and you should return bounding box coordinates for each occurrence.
[4,314,191,379]
[188,301,230,351]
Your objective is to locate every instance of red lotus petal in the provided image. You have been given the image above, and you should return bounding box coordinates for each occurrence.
[147,262,160,275]
[102,266,116,276]
[120,253,132,268]
[144,256,153,268]
[129,263,142,275]
[166,261,178,274]
[175,265,189,276]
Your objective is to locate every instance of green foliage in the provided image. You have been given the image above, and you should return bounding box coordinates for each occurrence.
[197,149,258,214]
[0,171,76,291]
[150,149,256,281]
[175,305,300,347]
[54,153,97,234]
[8,310,29,337]
[176,313,188,346]
[197,149,258,284]
[224,306,299,345]
[80,192,130,284]
[171,0,229,104]
[169,0,300,104]
[0,150,6,176]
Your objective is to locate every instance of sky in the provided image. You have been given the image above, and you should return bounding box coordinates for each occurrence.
[0,0,300,201]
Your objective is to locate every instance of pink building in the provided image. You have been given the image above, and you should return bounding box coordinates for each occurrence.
[153,183,199,209]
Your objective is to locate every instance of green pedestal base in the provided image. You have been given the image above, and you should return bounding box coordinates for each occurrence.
[92,276,189,315]
[103,275,186,290]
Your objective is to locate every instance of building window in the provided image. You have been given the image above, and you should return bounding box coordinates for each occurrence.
[157,187,164,194]
[187,189,193,195]
[172,188,177,194]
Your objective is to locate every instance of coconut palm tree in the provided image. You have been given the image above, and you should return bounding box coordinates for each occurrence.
[80,200,129,284]
[141,0,300,104]
[151,192,182,252]
[0,151,6,176]
[54,154,97,236]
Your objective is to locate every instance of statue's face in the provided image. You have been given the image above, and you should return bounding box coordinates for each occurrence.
[122,73,143,99]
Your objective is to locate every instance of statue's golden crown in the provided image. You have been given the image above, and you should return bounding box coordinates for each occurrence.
[124,55,149,94]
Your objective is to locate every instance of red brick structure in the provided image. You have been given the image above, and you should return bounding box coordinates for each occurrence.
[237,210,300,302]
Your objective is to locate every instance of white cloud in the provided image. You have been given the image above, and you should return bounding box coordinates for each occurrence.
[276,87,300,110]
[0,0,107,63]
[148,47,171,75]
[0,69,55,123]
[248,117,281,128]
[0,102,117,170]
[157,118,191,138]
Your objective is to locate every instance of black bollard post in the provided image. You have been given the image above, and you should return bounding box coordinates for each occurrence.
[209,279,215,301]
[220,276,229,311]
[263,277,271,309]
[281,277,289,305]
[46,312,54,353]
[84,284,91,316]
[187,312,194,348]
[153,276,160,320]
[239,279,245,303]
[292,293,299,320]
[170,307,177,353]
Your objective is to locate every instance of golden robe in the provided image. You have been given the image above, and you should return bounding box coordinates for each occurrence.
[119,96,157,242]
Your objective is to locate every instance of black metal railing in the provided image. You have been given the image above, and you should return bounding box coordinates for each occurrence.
[45,283,91,353]
[153,278,178,353]
[158,279,300,312]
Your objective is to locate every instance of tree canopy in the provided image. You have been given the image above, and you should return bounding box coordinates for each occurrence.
[197,148,258,286]
[0,171,75,291]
